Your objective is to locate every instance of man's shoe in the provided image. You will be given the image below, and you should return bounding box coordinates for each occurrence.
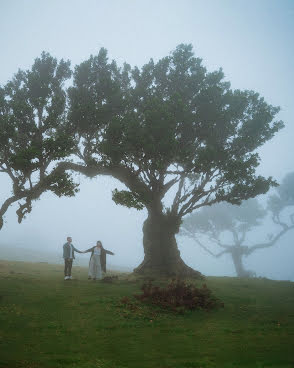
[64,276,69,280]
[69,276,73,280]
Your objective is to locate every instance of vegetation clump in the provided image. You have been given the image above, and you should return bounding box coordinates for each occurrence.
[134,279,224,312]
[101,275,118,283]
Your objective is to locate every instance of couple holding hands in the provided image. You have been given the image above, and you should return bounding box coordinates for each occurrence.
[63,237,114,280]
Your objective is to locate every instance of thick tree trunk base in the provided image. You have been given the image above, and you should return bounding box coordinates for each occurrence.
[237,270,256,278]
[133,258,204,280]
[232,249,256,278]
[135,210,205,280]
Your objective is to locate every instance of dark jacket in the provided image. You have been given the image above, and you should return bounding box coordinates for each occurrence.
[63,242,82,259]
[84,246,114,273]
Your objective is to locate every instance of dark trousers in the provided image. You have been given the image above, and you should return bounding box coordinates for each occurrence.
[64,258,73,276]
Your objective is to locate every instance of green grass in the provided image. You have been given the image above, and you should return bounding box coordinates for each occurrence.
[0,260,294,368]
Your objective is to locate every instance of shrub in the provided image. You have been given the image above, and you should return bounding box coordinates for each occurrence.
[134,279,224,312]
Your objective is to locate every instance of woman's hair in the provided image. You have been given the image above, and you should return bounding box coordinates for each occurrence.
[96,240,102,247]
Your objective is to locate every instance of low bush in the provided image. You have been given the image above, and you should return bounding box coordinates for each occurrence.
[134,279,224,312]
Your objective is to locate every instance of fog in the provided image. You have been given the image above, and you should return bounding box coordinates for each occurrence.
[0,0,293,279]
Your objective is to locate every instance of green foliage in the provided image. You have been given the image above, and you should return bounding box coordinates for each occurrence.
[3,53,74,163]
[68,44,283,214]
[8,134,75,172]
[42,134,77,159]
[9,145,41,172]
[0,51,75,228]
[112,189,146,210]
[46,172,79,197]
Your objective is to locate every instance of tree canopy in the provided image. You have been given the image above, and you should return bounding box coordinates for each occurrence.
[0,52,78,229]
[67,45,283,216]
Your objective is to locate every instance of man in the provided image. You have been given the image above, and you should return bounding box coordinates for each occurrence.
[63,236,83,280]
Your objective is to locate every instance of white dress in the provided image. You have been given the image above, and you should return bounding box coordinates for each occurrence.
[88,247,102,279]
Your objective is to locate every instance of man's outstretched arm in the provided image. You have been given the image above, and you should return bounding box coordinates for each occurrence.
[73,246,84,253]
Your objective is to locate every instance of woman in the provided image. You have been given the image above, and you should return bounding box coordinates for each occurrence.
[83,241,114,280]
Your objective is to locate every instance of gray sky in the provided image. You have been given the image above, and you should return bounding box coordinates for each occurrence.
[0,0,293,279]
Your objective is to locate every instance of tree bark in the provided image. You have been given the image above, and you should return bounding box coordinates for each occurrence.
[134,208,204,279]
[231,247,252,277]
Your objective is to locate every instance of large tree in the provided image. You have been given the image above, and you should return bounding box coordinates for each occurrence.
[0,45,284,277]
[181,193,294,277]
[64,45,283,277]
[0,52,78,230]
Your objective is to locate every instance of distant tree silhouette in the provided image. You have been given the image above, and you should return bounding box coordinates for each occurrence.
[268,172,294,227]
[181,173,294,277]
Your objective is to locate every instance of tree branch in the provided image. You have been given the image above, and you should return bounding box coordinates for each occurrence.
[191,236,230,258]
[180,228,231,257]
[163,177,179,194]
[245,224,294,255]
[178,171,221,217]
[272,213,288,230]
[0,195,20,230]
[171,176,185,215]
[55,161,151,201]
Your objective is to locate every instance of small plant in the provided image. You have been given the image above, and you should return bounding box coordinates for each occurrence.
[101,276,118,283]
[134,279,224,313]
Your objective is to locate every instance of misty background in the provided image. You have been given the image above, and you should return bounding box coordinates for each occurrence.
[0,0,293,279]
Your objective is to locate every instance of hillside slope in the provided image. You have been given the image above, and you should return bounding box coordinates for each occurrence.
[0,260,293,368]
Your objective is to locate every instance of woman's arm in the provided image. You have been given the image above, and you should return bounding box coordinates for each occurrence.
[82,247,94,253]
[105,249,114,255]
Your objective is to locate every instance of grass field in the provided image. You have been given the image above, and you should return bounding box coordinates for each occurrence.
[0,260,294,368]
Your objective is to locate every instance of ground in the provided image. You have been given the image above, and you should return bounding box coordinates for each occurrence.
[0,260,294,368]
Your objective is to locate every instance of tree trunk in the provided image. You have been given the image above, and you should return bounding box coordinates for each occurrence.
[134,209,204,279]
[231,247,250,277]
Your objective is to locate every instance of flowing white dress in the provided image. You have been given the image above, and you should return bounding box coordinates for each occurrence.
[88,247,102,279]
